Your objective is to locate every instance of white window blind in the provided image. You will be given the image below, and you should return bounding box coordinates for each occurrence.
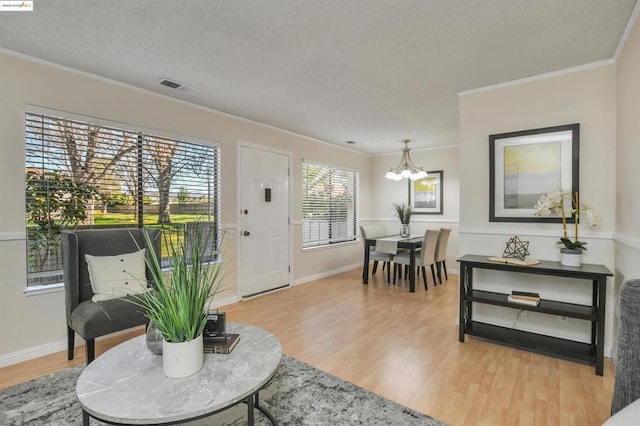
[302,162,359,248]
[25,111,221,286]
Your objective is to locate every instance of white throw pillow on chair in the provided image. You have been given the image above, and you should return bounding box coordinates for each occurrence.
[85,249,148,302]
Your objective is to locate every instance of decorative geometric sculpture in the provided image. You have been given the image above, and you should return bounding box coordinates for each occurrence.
[502,236,530,261]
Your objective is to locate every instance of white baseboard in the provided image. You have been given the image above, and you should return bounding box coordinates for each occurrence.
[293,263,361,286]
[210,294,242,309]
[0,340,69,368]
[0,326,147,368]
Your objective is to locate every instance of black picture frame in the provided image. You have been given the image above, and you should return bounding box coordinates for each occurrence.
[408,170,443,215]
[489,123,579,223]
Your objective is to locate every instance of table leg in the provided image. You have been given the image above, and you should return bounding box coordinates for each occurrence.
[246,394,255,425]
[255,391,278,425]
[459,264,465,342]
[596,277,606,376]
[409,246,416,292]
[363,242,370,284]
[82,409,90,426]
[591,279,598,354]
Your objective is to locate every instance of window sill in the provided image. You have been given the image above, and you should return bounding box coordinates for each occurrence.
[302,240,359,252]
[23,282,64,297]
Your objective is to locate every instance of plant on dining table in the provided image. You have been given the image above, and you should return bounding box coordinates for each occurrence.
[393,203,413,224]
[534,190,600,251]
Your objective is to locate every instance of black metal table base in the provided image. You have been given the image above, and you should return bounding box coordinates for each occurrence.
[82,390,276,426]
[246,391,277,425]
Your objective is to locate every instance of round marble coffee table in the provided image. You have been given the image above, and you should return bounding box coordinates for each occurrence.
[76,322,282,425]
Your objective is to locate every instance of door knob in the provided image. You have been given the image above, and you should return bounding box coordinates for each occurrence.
[243,231,250,236]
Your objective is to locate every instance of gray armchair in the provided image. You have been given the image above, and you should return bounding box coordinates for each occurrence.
[610,278,640,416]
[61,228,161,364]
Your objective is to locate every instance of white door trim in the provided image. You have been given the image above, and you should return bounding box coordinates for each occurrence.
[236,140,293,296]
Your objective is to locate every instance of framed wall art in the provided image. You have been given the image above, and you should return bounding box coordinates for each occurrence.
[489,123,579,223]
[408,170,443,215]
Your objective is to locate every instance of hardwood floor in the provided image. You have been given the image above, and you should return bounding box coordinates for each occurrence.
[0,268,615,425]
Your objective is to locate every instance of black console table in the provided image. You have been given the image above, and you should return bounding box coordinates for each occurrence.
[458,254,613,376]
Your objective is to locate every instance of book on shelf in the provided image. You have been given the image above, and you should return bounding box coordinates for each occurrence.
[488,257,541,266]
[507,295,540,306]
[203,333,240,354]
[511,290,540,302]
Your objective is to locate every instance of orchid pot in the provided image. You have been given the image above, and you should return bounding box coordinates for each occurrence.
[560,248,582,267]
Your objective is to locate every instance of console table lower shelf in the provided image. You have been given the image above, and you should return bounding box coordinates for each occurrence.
[465,321,596,365]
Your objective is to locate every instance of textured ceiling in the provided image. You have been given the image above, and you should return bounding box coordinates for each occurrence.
[0,0,636,155]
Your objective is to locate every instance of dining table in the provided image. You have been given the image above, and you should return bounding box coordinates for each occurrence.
[362,234,423,292]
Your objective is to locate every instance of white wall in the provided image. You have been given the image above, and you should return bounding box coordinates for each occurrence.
[0,52,371,363]
[370,146,460,274]
[613,8,640,359]
[458,64,618,355]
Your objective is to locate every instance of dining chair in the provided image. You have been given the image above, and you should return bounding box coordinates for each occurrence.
[360,225,393,283]
[434,228,452,284]
[393,229,440,290]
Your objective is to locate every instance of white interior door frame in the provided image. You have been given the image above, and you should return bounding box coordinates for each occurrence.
[236,140,293,297]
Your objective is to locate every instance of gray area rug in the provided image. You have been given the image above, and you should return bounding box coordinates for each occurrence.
[0,355,447,425]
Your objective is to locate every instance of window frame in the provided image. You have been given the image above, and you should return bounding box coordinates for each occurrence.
[24,105,222,287]
[301,161,359,249]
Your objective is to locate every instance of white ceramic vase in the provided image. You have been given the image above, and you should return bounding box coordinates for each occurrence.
[560,248,582,267]
[162,334,204,378]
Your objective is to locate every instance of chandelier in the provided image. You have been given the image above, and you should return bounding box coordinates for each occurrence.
[385,140,428,181]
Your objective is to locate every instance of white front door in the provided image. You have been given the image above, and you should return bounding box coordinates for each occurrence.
[238,145,290,297]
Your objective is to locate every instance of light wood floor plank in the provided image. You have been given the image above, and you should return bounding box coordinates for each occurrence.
[0,268,615,425]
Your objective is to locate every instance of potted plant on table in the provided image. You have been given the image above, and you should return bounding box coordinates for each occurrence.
[132,224,227,378]
[393,203,413,237]
[534,190,600,266]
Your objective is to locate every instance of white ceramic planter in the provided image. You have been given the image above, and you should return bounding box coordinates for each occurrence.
[560,248,582,267]
[162,334,204,378]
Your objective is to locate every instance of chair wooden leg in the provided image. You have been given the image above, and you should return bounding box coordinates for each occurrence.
[430,264,437,286]
[86,339,95,365]
[442,261,448,281]
[393,264,397,285]
[421,266,428,290]
[67,326,75,361]
[436,262,443,284]
[372,261,379,275]
[386,262,391,284]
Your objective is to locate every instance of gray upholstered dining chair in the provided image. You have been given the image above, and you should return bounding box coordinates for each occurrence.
[393,229,440,290]
[61,228,161,364]
[360,225,393,283]
[434,228,452,284]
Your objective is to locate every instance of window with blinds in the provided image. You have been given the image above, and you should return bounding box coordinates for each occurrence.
[25,111,221,286]
[302,162,359,248]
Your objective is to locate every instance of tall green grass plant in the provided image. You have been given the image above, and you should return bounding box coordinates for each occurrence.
[132,224,227,343]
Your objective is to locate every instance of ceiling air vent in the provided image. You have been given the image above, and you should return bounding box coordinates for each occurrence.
[158,78,182,89]
[156,78,200,95]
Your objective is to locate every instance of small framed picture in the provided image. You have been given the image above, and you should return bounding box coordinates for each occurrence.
[489,123,579,223]
[408,170,443,215]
